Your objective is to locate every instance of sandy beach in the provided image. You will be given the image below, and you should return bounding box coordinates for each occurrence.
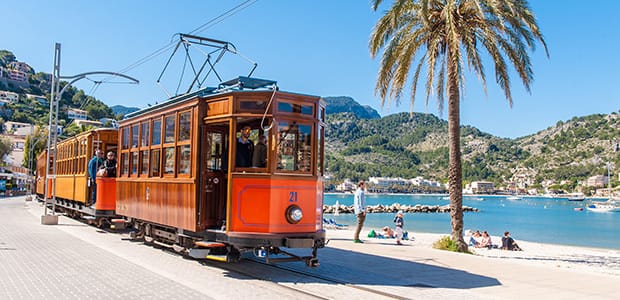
[326,227,620,277]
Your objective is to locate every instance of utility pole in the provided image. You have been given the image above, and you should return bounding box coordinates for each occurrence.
[41,43,61,225]
[41,43,138,225]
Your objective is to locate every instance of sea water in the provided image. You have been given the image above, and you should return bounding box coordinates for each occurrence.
[324,193,620,250]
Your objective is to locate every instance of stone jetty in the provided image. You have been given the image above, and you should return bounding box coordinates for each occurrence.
[323,203,478,214]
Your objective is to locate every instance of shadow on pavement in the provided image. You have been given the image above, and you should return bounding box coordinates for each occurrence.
[220,246,501,289]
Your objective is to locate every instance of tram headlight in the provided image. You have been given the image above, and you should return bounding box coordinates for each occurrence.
[285,205,303,224]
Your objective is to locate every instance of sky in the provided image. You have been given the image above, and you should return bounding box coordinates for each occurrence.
[3,0,619,138]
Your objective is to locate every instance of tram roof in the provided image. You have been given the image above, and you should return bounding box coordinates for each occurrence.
[125,76,282,119]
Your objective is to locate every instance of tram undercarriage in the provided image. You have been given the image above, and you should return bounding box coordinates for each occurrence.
[130,220,325,267]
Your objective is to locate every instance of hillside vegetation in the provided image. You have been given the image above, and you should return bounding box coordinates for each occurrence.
[323,97,620,191]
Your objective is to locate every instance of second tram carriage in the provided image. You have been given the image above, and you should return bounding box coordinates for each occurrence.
[36,77,326,266]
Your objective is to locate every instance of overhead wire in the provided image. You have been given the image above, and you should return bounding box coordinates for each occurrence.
[101,0,258,83]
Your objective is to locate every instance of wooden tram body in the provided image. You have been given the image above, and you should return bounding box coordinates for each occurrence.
[36,129,119,221]
[36,77,326,266]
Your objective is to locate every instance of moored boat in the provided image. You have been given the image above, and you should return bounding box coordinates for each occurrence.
[566,193,585,201]
[586,201,620,213]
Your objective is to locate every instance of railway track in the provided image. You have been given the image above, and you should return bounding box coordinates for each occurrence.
[208,257,411,300]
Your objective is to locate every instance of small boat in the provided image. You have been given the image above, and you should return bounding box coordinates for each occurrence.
[566,193,585,201]
[506,195,522,201]
[573,207,583,211]
[586,201,620,213]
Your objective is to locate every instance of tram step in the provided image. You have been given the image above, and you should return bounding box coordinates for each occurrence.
[194,241,226,248]
[205,254,228,262]
[82,216,96,220]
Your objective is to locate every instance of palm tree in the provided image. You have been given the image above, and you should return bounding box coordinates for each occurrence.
[370,0,548,251]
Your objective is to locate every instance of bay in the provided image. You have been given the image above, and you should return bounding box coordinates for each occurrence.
[324,193,620,250]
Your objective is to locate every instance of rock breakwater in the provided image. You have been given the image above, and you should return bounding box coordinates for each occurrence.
[323,203,478,214]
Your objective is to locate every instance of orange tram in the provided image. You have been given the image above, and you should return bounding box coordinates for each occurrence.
[36,77,327,266]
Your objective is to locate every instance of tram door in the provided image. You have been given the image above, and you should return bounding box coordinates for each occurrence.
[202,123,230,229]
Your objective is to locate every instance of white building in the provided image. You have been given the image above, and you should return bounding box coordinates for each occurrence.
[4,121,34,135]
[335,179,356,192]
[0,90,19,103]
[470,181,495,194]
[74,119,103,128]
[67,108,88,120]
[26,94,47,105]
[586,175,608,188]
[99,118,119,128]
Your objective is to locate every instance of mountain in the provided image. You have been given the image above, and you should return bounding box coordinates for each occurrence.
[324,97,620,193]
[322,96,380,119]
[111,105,140,117]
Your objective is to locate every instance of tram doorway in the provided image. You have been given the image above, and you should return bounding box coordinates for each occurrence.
[202,123,230,230]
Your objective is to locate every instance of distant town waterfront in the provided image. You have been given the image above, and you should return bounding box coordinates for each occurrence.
[324,193,620,250]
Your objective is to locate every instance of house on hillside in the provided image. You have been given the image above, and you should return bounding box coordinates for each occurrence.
[67,108,87,120]
[26,94,48,105]
[586,175,608,188]
[470,181,495,194]
[0,90,19,104]
[4,121,34,135]
[74,119,102,128]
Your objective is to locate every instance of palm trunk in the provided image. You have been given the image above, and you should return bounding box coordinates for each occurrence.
[447,51,467,252]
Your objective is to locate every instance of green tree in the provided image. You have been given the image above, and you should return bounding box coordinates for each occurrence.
[370,0,547,251]
[0,50,16,67]
[0,136,12,162]
[23,130,48,171]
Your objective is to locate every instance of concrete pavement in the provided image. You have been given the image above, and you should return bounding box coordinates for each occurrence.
[1,195,618,299]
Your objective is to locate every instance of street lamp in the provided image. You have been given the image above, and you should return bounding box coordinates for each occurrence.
[41,43,138,225]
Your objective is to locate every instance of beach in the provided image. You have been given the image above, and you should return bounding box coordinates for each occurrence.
[326,228,620,277]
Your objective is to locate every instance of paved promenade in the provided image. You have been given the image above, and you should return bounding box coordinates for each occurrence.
[1,196,618,299]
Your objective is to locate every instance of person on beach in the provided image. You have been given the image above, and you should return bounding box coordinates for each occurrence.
[476,231,493,249]
[353,181,367,243]
[501,231,522,251]
[382,226,395,238]
[394,210,404,245]
[469,230,482,247]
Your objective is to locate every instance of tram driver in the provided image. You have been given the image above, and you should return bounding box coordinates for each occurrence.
[236,125,254,167]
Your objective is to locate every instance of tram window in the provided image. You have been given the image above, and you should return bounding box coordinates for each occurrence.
[131,124,139,148]
[140,150,149,175]
[131,152,138,175]
[317,126,323,175]
[207,132,225,171]
[152,119,162,146]
[121,153,129,175]
[122,127,130,149]
[141,123,150,147]
[178,111,191,141]
[164,147,175,175]
[178,145,191,175]
[151,149,161,177]
[278,102,313,115]
[276,121,312,172]
[165,115,176,144]
[240,100,267,111]
[319,106,325,122]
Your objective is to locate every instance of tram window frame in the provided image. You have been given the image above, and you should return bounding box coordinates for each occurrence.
[275,120,313,174]
[151,148,161,177]
[277,101,314,116]
[238,99,268,112]
[121,152,129,176]
[131,124,139,148]
[317,125,324,175]
[163,147,175,176]
[233,117,270,172]
[178,110,191,142]
[141,122,150,147]
[152,118,162,146]
[131,151,138,175]
[140,150,149,175]
[164,114,176,144]
[122,127,130,149]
